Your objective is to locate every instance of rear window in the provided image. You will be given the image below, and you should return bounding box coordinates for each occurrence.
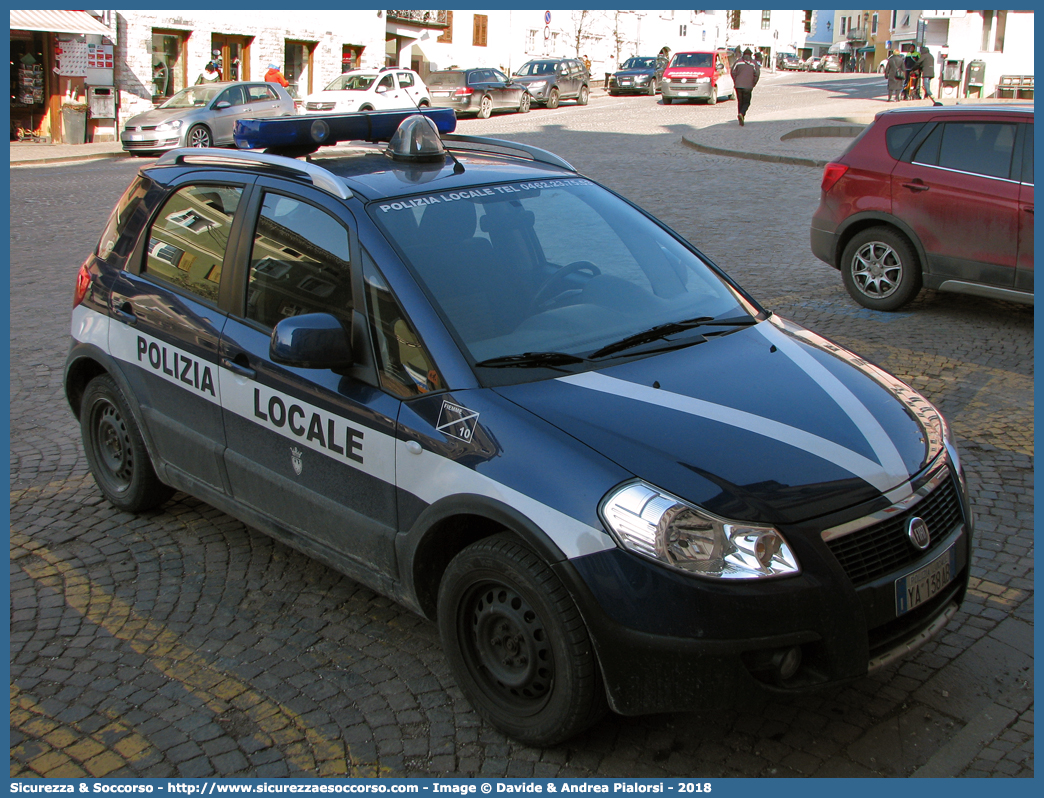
[885,122,925,159]
[427,72,465,87]
[670,53,713,68]
[97,176,150,261]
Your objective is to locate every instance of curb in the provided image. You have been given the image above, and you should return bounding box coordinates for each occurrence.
[11,151,131,167]
[680,134,830,168]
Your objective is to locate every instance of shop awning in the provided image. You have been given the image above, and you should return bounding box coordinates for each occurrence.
[857,45,876,52]
[828,41,852,54]
[10,10,112,37]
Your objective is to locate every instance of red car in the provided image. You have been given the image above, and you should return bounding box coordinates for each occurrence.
[811,105,1034,310]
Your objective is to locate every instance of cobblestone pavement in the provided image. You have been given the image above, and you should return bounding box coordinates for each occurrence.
[10,72,1033,779]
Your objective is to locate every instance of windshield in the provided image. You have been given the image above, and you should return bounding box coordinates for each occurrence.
[369,179,759,382]
[159,85,222,109]
[514,61,556,77]
[323,73,377,91]
[622,58,658,70]
[669,52,714,68]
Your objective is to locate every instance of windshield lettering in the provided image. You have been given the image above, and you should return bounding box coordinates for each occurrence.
[378,179,593,213]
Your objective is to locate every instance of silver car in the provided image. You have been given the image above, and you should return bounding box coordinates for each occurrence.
[121,81,295,154]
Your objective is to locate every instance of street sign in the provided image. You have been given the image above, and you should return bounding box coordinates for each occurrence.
[544,10,551,25]
[544,26,550,40]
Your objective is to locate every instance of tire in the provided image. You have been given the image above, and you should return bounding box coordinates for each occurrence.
[418,99,430,108]
[662,96,673,105]
[608,90,618,97]
[708,85,718,105]
[359,104,374,112]
[518,92,531,113]
[80,375,174,513]
[186,124,212,148]
[438,534,607,746]
[546,87,560,109]
[646,80,656,96]
[840,227,922,311]
[577,85,589,105]
[477,94,493,119]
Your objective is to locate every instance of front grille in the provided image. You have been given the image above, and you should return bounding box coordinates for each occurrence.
[826,476,963,587]
[305,102,336,111]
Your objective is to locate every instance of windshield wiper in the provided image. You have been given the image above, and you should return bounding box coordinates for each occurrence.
[590,314,759,359]
[473,351,590,369]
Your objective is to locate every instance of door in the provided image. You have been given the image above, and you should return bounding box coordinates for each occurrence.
[1016,122,1034,292]
[891,119,1020,287]
[208,84,250,145]
[243,83,285,117]
[108,179,250,492]
[491,69,521,109]
[373,72,401,109]
[218,181,400,574]
[716,53,734,97]
[212,34,251,81]
[394,70,425,106]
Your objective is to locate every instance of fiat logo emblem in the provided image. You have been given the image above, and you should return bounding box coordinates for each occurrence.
[907,517,930,550]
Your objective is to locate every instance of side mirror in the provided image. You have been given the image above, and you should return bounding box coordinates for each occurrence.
[271,312,353,369]
[214,100,232,109]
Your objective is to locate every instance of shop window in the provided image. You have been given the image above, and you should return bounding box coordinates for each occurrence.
[341,44,363,73]
[211,34,251,82]
[438,10,453,44]
[284,41,317,100]
[473,14,488,47]
[152,30,187,103]
[145,185,243,304]
[246,194,352,328]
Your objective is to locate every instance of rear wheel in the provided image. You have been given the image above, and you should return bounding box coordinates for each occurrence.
[477,94,493,119]
[518,92,531,113]
[577,85,589,105]
[841,227,922,311]
[546,87,560,109]
[418,99,430,108]
[80,375,173,513]
[438,534,607,746]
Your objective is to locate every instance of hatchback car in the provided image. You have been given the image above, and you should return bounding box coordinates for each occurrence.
[300,68,431,114]
[68,109,972,746]
[812,105,1034,310]
[427,68,531,118]
[661,50,734,105]
[778,53,803,71]
[607,56,666,96]
[121,81,295,154]
[511,58,590,108]
[821,54,842,73]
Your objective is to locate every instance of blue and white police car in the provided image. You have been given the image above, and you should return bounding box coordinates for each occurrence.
[66,109,973,745]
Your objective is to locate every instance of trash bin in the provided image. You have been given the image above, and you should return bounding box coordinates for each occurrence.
[61,104,87,144]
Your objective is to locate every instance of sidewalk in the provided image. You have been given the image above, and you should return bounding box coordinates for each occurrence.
[10,138,128,167]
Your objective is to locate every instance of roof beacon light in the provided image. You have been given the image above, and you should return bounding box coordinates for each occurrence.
[386,115,447,163]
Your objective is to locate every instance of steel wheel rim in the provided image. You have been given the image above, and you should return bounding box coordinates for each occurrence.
[852,241,903,299]
[92,400,133,491]
[460,581,554,713]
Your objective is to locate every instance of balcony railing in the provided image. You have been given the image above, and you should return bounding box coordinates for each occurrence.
[847,28,868,41]
[386,10,448,26]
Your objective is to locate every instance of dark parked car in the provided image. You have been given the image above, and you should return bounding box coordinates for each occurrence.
[607,56,666,96]
[511,58,590,108]
[812,105,1034,310]
[121,81,295,154]
[427,68,531,118]
[68,109,972,746]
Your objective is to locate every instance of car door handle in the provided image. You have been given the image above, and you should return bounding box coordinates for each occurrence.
[1025,206,1034,215]
[112,301,137,326]
[220,356,256,380]
[902,180,930,192]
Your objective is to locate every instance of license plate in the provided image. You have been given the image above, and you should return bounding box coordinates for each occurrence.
[433,91,452,96]
[676,91,692,96]
[895,544,956,616]
[124,132,144,141]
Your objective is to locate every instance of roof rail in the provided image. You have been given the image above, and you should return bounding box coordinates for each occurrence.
[153,147,352,200]
[441,134,577,173]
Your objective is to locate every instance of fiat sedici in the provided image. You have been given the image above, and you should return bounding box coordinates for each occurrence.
[66,110,973,746]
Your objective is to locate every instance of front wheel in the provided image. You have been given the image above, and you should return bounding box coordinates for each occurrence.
[186,125,212,148]
[546,87,560,109]
[840,227,922,311]
[477,94,493,119]
[80,375,174,513]
[708,85,718,105]
[662,96,673,105]
[418,99,430,108]
[438,534,607,746]
[646,80,657,96]
[577,85,589,105]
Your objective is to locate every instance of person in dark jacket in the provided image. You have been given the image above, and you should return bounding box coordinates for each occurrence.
[884,50,905,102]
[731,48,760,126]
[919,45,938,103]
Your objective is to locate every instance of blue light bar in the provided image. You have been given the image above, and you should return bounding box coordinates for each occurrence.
[234,108,457,152]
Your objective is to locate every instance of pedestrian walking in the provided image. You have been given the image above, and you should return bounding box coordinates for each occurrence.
[919,45,941,104]
[265,63,289,88]
[731,48,760,126]
[884,50,905,102]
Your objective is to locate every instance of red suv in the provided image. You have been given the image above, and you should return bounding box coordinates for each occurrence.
[811,105,1034,310]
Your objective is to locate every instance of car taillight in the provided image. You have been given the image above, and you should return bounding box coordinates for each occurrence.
[453,87,473,96]
[821,163,849,192]
[73,263,91,307]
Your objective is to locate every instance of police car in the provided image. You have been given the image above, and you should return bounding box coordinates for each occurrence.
[65,109,973,746]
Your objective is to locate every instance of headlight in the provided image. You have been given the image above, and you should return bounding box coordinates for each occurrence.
[527,80,547,89]
[636,75,650,83]
[695,76,711,83]
[600,482,799,579]
[155,119,183,133]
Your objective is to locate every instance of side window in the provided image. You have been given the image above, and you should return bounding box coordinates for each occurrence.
[362,250,441,397]
[143,184,243,303]
[885,123,925,159]
[1022,123,1033,184]
[492,69,509,83]
[98,176,149,260]
[248,85,276,103]
[246,193,352,328]
[217,85,247,106]
[915,122,1017,179]
[377,74,395,92]
[396,71,415,89]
